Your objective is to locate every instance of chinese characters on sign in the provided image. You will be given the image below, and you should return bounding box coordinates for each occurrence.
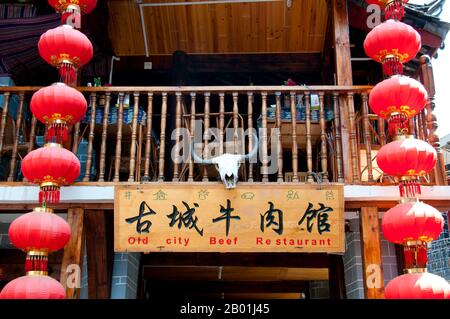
[115,185,344,253]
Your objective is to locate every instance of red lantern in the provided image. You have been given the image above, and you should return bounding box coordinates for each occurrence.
[38,25,93,85]
[9,209,71,253]
[21,144,81,204]
[30,83,87,143]
[382,201,444,269]
[364,20,421,76]
[0,275,65,299]
[385,272,450,299]
[382,202,444,244]
[369,75,428,135]
[366,0,408,20]
[376,136,436,198]
[48,0,97,27]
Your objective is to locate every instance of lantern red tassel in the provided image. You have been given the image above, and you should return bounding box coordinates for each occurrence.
[385,0,407,20]
[46,122,69,144]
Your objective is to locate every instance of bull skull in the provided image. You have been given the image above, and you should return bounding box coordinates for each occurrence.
[191,135,258,189]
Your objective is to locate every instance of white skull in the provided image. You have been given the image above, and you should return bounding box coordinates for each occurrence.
[191,135,258,189]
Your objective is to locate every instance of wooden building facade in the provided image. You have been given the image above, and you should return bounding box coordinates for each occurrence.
[0,0,449,299]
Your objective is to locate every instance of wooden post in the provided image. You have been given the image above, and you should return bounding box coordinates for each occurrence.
[332,92,344,183]
[188,92,196,182]
[290,92,299,183]
[261,92,269,182]
[172,92,182,182]
[332,0,354,183]
[0,92,10,156]
[60,208,85,299]
[247,92,254,182]
[128,92,140,182]
[361,93,374,182]
[85,210,113,299]
[143,92,154,181]
[98,92,111,182]
[202,92,211,182]
[158,93,168,181]
[113,93,125,182]
[275,92,283,183]
[319,92,329,182]
[8,92,24,182]
[305,92,314,183]
[83,93,97,182]
[360,207,384,299]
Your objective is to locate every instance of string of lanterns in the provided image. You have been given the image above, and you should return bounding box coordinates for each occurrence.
[364,0,450,298]
[0,0,96,299]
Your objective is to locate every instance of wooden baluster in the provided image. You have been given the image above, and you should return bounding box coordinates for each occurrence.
[71,122,80,155]
[305,92,314,183]
[261,92,269,182]
[290,92,299,182]
[275,92,283,182]
[23,115,37,182]
[421,110,428,142]
[128,92,140,182]
[83,93,97,182]
[377,117,386,145]
[219,93,225,155]
[247,92,254,182]
[188,92,196,182]
[347,92,360,184]
[98,92,111,182]
[113,93,125,182]
[143,93,153,181]
[0,92,10,156]
[413,115,420,139]
[8,92,25,181]
[408,117,415,136]
[319,92,329,182]
[158,93,168,182]
[417,111,425,141]
[27,115,37,153]
[202,92,210,182]
[332,93,344,183]
[172,92,182,182]
[233,92,239,154]
[361,93,374,182]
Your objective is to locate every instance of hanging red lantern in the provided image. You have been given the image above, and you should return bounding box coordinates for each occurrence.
[48,0,97,27]
[385,272,450,299]
[369,75,428,136]
[366,0,408,20]
[376,136,437,198]
[0,275,65,299]
[21,144,81,204]
[382,201,444,269]
[38,25,93,85]
[364,20,421,76]
[30,83,87,143]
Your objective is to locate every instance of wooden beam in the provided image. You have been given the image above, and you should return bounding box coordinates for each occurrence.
[85,210,113,299]
[144,280,309,294]
[360,207,384,299]
[141,253,330,268]
[332,0,354,184]
[328,254,347,299]
[60,208,85,299]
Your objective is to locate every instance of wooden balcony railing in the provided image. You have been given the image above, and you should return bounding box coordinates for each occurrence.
[0,83,446,186]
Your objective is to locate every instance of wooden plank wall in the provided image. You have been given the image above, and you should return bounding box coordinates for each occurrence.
[108,0,328,55]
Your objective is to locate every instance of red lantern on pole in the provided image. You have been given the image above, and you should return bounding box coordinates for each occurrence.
[382,201,444,269]
[0,275,66,299]
[366,0,409,20]
[21,144,81,204]
[376,136,437,198]
[364,20,421,76]
[385,272,450,299]
[369,75,428,136]
[38,25,93,85]
[30,83,87,143]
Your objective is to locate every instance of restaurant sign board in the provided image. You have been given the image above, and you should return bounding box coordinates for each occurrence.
[114,184,344,253]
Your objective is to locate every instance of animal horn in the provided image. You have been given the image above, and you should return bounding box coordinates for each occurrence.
[191,139,213,164]
[241,133,258,161]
